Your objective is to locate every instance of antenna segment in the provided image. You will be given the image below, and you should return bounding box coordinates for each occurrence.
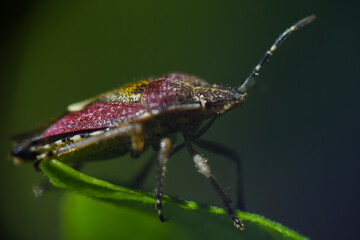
[240,15,316,91]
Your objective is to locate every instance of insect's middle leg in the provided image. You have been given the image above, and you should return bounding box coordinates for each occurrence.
[184,137,245,230]
[154,138,172,222]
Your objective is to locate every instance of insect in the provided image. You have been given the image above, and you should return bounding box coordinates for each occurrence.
[10,15,315,230]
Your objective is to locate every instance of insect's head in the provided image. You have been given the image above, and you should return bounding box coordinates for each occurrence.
[196,85,247,117]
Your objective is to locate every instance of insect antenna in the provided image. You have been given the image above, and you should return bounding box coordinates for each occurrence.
[240,15,316,91]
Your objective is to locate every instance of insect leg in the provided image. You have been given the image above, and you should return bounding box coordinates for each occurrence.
[128,152,156,188]
[184,138,245,230]
[170,117,217,157]
[191,116,217,140]
[154,138,172,222]
[32,180,56,197]
[130,123,145,158]
[194,139,245,210]
[32,162,83,196]
[34,151,55,171]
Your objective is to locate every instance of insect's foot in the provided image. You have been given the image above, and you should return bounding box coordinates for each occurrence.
[33,159,42,172]
[32,185,44,198]
[233,217,245,230]
[159,214,169,222]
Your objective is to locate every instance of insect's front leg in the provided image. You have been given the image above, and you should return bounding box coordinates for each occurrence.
[169,117,217,157]
[184,137,245,230]
[154,138,172,222]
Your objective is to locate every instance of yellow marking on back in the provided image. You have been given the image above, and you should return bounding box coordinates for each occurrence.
[117,80,149,102]
[101,80,149,103]
[67,80,149,112]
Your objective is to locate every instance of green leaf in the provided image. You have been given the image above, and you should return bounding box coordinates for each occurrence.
[40,159,308,240]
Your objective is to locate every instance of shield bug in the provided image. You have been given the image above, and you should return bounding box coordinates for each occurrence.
[10,15,315,230]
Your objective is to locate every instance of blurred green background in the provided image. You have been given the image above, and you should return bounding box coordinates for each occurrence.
[1,0,359,239]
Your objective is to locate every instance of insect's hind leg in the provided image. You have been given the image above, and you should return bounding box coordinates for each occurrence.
[194,139,245,211]
[32,162,83,197]
[127,152,156,188]
[33,151,54,171]
[154,138,172,222]
[184,137,245,230]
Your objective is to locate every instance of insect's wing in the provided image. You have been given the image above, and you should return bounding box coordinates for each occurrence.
[41,102,147,138]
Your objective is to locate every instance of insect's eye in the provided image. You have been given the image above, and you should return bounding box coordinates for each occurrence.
[204,100,212,109]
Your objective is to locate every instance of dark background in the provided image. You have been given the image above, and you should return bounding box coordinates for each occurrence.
[1,0,359,239]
